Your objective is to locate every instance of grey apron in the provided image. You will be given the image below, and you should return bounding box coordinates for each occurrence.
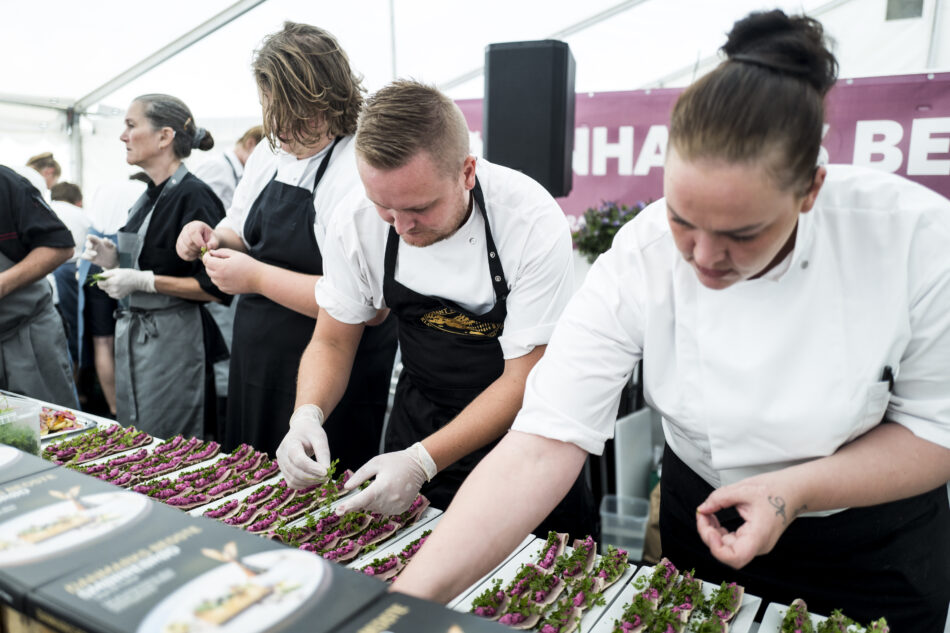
[114,164,204,438]
[0,250,78,407]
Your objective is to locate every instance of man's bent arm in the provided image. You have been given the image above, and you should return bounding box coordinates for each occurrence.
[393,430,587,602]
[294,307,365,415]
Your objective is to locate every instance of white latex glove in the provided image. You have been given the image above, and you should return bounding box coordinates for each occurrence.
[335,442,437,516]
[276,405,331,488]
[97,268,156,299]
[80,235,119,270]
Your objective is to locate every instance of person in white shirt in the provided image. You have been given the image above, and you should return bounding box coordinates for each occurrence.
[48,182,91,368]
[191,125,263,210]
[176,23,397,462]
[392,10,950,631]
[275,80,595,538]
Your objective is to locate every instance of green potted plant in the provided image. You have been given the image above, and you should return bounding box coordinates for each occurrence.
[572,200,648,264]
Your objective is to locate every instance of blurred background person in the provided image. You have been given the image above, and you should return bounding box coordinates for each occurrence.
[192,124,263,210]
[0,165,77,406]
[83,94,229,438]
[48,181,90,377]
[76,172,148,417]
[13,152,61,202]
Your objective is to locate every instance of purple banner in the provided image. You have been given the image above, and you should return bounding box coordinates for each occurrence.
[458,72,950,217]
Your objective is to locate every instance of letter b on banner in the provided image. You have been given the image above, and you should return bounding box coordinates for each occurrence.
[484,40,576,198]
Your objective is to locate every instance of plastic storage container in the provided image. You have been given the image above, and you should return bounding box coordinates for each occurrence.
[599,494,650,562]
[0,396,41,455]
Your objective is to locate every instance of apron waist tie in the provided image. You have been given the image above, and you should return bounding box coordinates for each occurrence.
[114,303,193,344]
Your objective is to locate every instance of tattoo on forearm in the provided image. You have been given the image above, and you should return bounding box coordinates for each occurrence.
[768,495,787,524]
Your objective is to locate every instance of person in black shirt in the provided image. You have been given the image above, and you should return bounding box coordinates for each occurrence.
[82,94,229,438]
[0,166,77,405]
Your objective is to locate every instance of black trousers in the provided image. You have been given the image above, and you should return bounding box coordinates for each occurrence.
[660,447,950,632]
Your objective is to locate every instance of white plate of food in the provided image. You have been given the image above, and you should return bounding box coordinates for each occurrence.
[137,546,328,633]
[40,408,98,441]
[0,490,151,566]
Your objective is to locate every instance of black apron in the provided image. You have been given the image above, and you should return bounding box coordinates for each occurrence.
[660,446,950,632]
[383,179,594,538]
[227,139,397,463]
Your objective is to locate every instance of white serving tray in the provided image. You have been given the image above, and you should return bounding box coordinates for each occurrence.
[445,533,540,609]
[759,602,841,632]
[589,565,761,633]
[450,537,638,631]
[347,508,443,569]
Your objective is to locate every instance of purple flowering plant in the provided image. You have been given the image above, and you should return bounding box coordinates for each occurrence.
[572,200,647,263]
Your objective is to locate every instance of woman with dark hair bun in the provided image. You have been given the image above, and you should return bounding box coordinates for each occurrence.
[82,94,229,438]
[390,10,950,630]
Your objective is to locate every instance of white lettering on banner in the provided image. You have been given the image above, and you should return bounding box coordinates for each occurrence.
[852,120,904,171]
[573,127,590,176]
[907,117,950,176]
[633,125,668,175]
[592,126,634,175]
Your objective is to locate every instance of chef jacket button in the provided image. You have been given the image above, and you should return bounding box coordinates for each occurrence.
[801,260,809,269]
[494,275,502,282]
[469,237,477,245]
[489,251,496,258]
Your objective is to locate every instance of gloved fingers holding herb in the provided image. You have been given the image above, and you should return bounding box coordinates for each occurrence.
[335,443,436,516]
[80,235,119,269]
[96,268,156,300]
[277,404,333,488]
[176,220,219,262]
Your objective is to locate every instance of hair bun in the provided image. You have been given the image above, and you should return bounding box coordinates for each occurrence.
[722,9,838,95]
[191,127,207,149]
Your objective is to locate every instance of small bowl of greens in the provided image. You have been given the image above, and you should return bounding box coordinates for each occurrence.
[0,396,41,455]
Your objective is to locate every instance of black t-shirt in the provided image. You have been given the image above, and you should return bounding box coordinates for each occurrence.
[121,171,229,303]
[0,165,74,263]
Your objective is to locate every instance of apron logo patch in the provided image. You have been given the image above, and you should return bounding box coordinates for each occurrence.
[420,307,501,337]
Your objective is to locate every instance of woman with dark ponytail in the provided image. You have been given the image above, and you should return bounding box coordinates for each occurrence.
[81,94,230,438]
[390,10,950,630]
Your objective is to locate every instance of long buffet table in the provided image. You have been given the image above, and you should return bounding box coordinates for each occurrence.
[0,392,868,633]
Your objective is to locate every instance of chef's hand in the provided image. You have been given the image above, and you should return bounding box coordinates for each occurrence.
[96,268,155,299]
[203,248,262,295]
[277,405,332,488]
[695,472,802,569]
[335,443,437,516]
[176,220,219,261]
[80,236,119,270]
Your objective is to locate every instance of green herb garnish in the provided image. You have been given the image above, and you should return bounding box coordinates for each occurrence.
[87,273,107,287]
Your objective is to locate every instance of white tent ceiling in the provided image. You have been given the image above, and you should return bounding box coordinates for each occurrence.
[1,0,946,193]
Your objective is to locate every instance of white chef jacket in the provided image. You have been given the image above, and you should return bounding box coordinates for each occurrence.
[191,149,243,210]
[49,200,91,262]
[87,179,146,234]
[217,137,361,253]
[315,158,575,359]
[512,164,950,489]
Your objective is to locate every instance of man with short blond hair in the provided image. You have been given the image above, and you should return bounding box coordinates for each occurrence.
[277,81,593,537]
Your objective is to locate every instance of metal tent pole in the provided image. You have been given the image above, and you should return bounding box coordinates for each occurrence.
[72,0,269,113]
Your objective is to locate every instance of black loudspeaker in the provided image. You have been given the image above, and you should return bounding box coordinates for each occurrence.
[484,40,576,198]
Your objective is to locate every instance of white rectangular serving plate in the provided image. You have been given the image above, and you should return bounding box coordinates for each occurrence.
[589,565,761,633]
